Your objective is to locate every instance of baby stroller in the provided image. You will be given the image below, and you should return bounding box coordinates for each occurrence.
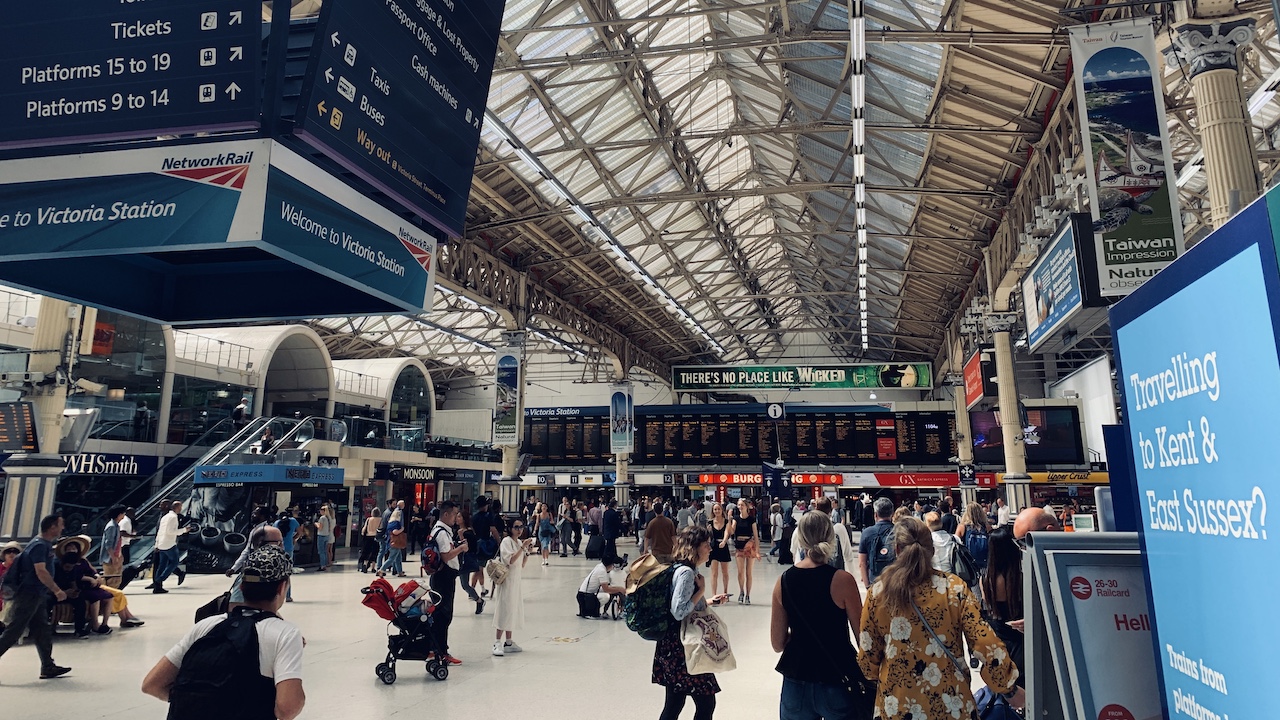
[360,577,449,684]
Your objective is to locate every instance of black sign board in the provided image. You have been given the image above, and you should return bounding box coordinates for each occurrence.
[295,0,505,237]
[0,0,261,149]
[0,401,39,453]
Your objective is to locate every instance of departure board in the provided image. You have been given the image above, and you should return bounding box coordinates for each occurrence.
[522,407,969,467]
[0,401,38,453]
[582,419,602,459]
[563,421,582,460]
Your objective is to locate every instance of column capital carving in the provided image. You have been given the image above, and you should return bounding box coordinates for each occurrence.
[1165,15,1256,77]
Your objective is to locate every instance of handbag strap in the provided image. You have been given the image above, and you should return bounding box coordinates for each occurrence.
[910,599,968,679]
[782,570,861,687]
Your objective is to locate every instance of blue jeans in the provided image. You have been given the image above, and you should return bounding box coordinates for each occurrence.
[379,547,402,575]
[317,535,331,569]
[376,537,390,568]
[780,677,859,720]
[155,547,180,583]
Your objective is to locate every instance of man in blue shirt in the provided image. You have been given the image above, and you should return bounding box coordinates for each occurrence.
[0,514,72,679]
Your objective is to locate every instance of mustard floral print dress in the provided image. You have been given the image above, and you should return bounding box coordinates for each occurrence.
[858,570,1018,719]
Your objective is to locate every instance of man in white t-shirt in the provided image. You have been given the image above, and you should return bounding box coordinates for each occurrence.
[142,545,305,720]
[428,501,469,666]
[996,498,1011,526]
[119,508,135,565]
[576,554,624,618]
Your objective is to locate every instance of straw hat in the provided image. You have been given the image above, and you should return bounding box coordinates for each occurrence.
[55,534,93,557]
[1,540,22,555]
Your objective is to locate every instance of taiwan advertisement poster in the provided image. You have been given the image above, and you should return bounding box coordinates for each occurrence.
[492,347,521,446]
[1069,19,1184,298]
[609,383,634,455]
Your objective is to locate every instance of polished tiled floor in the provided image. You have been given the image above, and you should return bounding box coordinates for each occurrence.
[1,539,808,719]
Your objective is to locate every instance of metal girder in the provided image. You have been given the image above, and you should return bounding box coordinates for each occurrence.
[435,239,672,380]
[468,182,1007,234]
[494,30,1066,74]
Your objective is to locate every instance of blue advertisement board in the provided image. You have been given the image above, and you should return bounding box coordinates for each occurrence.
[1111,193,1280,720]
[1023,218,1085,351]
[193,464,345,488]
[294,0,506,237]
[0,0,260,149]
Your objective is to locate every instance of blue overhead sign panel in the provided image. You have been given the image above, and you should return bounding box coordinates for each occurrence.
[294,0,506,237]
[0,0,261,149]
[193,464,345,488]
[0,139,436,324]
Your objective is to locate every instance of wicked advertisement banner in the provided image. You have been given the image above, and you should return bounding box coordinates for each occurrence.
[1069,19,1184,298]
[672,363,933,391]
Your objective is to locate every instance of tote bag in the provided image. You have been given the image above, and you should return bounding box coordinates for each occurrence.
[680,607,736,674]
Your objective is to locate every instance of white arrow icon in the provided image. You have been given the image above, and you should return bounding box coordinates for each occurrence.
[331,32,340,47]
[225,82,241,99]
[325,67,334,83]
[229,11,243,25]
[230,46,244,61]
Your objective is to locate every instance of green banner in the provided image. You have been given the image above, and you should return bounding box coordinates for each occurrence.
[672,363,932,391]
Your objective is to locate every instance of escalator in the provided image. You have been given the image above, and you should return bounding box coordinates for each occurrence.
[88,415,337,574]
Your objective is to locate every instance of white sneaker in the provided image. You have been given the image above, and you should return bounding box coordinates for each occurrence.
[492,641,504,657]
[504,641,523,653]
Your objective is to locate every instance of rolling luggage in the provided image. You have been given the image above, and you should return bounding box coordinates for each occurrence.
[585,534,605,560]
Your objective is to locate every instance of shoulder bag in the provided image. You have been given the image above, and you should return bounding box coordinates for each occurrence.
[782,572,876,719]
[912,600,1005,720]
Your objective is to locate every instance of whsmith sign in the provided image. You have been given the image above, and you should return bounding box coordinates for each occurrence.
[672,363,933,391]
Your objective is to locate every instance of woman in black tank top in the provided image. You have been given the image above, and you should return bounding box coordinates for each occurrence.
[733,499,759,604]
[770,512,867,719]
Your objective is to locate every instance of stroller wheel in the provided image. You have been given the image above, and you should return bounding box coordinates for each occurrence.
[380,668,397,685]
[426,659,440,674]
[432,664,449,681]
[375,662,390,678]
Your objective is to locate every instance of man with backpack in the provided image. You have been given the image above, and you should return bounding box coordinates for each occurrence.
[858,497,896,587]
[142,544,304,720]
[426,501,469,666]
[0,514,72,679]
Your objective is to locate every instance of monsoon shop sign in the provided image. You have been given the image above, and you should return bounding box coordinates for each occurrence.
[672,363,932,391]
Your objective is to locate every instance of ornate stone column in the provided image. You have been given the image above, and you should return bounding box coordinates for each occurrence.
[1167,15,1260,227]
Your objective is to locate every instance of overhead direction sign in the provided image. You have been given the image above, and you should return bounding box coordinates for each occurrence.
[295,0,506,237]
[0,0,260,149]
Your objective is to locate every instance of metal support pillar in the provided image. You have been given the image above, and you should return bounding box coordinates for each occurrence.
[994,329,1031,511]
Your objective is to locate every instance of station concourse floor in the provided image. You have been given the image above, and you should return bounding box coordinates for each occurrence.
[1,538,806,719]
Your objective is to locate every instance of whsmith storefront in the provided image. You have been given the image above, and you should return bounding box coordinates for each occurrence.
[0,452,161,536]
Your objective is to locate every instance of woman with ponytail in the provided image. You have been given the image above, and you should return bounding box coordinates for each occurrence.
[857,517,1023,719]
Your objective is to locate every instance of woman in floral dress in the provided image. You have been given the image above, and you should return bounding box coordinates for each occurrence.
[858,517,1023,719]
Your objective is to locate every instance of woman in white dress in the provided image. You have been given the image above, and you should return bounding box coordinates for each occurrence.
[492,517,532,656]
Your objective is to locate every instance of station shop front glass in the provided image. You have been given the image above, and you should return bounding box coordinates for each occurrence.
[168,376,254,444]
[68,310,165,442]
[389,365,431,432]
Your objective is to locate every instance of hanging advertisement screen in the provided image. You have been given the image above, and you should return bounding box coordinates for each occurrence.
[609,383,634,455]
[1023,218,1085,352]
[492,347,521,446]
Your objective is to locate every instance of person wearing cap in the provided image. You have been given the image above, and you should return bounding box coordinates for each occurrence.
[0,514,72,679]
[576,552,624,618]
[143,544,305,720]
[53,534,115,637]
[0,540,22,631]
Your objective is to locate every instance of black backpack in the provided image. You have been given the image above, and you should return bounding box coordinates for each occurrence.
[868,523,896,580]
[168,608,279,720]
[827,522,845,569]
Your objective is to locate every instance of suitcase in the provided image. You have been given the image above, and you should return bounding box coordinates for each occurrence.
[585,534,605,560]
